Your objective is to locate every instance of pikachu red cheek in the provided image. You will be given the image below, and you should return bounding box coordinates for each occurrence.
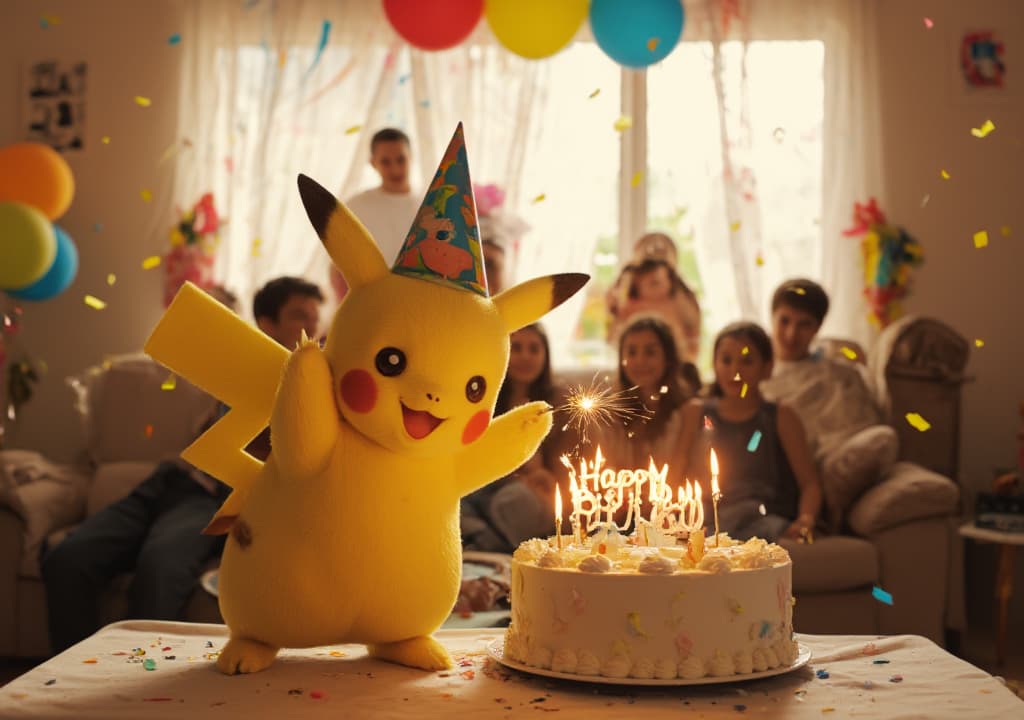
[461,410,490,445]
[340,370,377,413]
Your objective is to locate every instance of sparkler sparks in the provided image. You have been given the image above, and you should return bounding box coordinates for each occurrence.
[553,376,652,445]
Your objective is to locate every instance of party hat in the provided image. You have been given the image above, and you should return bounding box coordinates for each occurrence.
[392,123,488,296]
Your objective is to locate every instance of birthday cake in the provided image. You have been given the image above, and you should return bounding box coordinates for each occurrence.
[503,531,797,680]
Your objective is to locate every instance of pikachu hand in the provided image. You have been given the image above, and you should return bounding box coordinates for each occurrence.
[503,400,554,445]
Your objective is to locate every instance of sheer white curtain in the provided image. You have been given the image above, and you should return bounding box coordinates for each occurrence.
[174,0,550,321]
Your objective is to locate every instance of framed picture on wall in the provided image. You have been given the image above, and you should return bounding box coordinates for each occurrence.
[22,60,87,152]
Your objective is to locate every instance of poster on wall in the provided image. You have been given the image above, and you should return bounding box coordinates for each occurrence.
[23,61,87,152]
[952,29,1012,102]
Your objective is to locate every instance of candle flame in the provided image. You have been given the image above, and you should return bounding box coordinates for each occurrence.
[710,448,719,476]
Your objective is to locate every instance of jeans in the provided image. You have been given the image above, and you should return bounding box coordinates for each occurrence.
[40,462,225,653]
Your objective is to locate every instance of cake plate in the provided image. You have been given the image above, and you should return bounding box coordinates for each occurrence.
[487,638,811,686]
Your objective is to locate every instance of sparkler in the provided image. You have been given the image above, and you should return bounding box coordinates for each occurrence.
[552,375,652,445]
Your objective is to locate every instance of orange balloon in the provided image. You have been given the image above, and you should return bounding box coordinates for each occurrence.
[0,142,75,220]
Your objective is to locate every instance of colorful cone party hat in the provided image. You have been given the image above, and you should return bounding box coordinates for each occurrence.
[392,123,488,297]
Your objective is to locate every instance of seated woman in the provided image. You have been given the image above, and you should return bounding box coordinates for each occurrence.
[461,323,570,552]
[675,322,822,542]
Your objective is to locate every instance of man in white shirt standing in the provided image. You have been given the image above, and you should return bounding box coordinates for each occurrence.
[331,128,421,302]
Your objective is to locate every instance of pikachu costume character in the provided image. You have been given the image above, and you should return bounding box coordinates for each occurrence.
[145,124,588,675]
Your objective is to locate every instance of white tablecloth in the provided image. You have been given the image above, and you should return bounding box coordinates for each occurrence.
[0,621,1020,719]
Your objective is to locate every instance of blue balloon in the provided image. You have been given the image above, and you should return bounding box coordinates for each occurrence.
[590,0,684,68]
[9,225,78,301]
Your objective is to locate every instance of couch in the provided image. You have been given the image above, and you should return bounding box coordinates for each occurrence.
[0,316,970,659]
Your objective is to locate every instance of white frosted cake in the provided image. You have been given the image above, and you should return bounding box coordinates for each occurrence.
[503,531,798,680]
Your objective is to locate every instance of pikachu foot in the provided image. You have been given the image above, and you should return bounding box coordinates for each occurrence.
[216,636,280,675]
[368,635,453,671]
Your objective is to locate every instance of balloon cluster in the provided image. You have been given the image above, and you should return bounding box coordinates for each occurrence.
[383,0,685,68]
[842,198,924,328]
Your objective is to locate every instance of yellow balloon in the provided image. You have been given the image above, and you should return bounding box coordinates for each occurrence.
[0,201,57,289]
[0,142,75,220]
[486,0,589,60]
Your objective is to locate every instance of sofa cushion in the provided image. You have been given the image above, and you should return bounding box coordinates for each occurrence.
[821,425,899,533]
[87,461,158,517]
[781,535,879,593]
[847,462,959,536]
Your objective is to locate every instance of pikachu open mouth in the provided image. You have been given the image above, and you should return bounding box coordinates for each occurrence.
[401,403,445,440]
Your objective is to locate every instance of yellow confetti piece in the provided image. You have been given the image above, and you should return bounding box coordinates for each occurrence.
[161,375,176,391]
[106,274,116,285]
[144,424,154,438]
[840,346,858,360]
[647,37,660,52]
[84,295,106,310]
[140,189,153,202]
[588,88,601,99]
[970,119,996,138]
[101,136,111,145]
[730,221,741,232]
[940,169,951,180]
[531,193,546,204]
[134,96,151,107]
[974,338,984,348]
[973,230,988,248]
[41,14,62,25]
[613,115,633,132]
[631,171,643,187]
[792,287,806,295]
[740,383,748,398]
[328,650,346,657]
[344,125,361,135]
[741,346,749,355]
[755,254,765,267]
[82,658,98,664]
[905,412,931,432]
[252,238,263,257]
[141,255,161,270]
[278,49,287,67]
[1000,225,1011,237]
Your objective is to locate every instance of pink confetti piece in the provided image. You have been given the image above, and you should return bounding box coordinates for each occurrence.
[923,17,934,29]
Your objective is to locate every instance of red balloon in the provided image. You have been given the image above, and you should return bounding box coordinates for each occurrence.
[383,0,484,51]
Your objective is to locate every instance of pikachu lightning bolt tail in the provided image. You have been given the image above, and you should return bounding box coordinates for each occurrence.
[145,282,289,499]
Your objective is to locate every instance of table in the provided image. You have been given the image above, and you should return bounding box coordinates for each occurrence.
[0,622,1020,719]
[959,522,1024,666]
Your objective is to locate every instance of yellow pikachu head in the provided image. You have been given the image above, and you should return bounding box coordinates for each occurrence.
[297,131,586,458]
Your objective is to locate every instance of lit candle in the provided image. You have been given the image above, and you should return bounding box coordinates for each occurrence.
[710,449,721,547]
[555,483,563,549]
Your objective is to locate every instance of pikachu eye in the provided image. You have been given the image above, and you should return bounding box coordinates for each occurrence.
[465,375,486,403]
[375,347,406,377]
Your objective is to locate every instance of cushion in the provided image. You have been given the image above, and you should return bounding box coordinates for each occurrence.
[781,535,879,593]
[847,462,959,536]
[87,461,158,517]
[820,425,899,532]
[0,450,88,578]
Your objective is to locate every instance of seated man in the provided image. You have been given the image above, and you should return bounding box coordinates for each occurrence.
[760,279,898,519]
[41,277,323,653]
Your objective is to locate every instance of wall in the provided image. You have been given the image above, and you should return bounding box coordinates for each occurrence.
[0,0,185,460]
[876,0,1024,647]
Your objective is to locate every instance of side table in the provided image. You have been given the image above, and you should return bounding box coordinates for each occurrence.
[959,522,1024,665]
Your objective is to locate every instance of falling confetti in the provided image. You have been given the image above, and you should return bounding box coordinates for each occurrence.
[792,287,807,295]
[974,339,984,348]
[44,679,56,686]
[740,383,748,398]
[144,424,154,438]
[84,295,107,310]
[973,230,989,248]
[303,20,332,79]
[613,115,633,132]
[840,346,858,360]
[920,193,930,208]
[730,221,742,232]
[872,586,894,605]
[1000,225,1011,237]
[168,33,182,45]
[134,96,152,107]
[101,136,111,145]
[940,169,951,180]
[531,193,546,204]
[816,669,830,679]
[631,171,643,187]
[747,430,762,452]
[40,14,61,27]
[741,346,749,355]
[647,37,660,52]
[161,375,176,391]
[143,658,157,671]
[757,503,766,516]
[140,189,153,203]
[82,658,98,664]
[755,253,765,266]
[141,255,161,270]
[588,88,601,99]
[344,125,362,135]
[106,274,116,285]
[970,119,995,138]
[923,17,934,29]
[905,412,931,432]
[252,238,263,257]
[872,659,891,665]
[890,675,903,683]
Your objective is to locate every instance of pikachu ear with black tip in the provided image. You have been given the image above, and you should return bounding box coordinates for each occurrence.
[492,273,590,333]
[297,174,389,291]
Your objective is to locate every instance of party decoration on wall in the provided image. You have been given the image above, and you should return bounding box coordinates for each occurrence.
[0,202,56,290]
[0,142,75,220]
[144,123,588,675]
[383,0,483,51]
[163,193,224,307]
[590,0,685,69]
[843,198,924,329]
[485,0,588,60]
[961,30,1005,88]
[23,61,87,152]
[8,226,78,301]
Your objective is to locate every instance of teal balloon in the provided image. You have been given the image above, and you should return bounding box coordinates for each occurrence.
[9,225,78,301]
[590,0,684,68]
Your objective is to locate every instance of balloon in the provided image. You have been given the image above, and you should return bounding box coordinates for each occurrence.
[0,142,75,220]
[590,0,685,68]
[383,0,483,51]
[8,225,78,301]
[0,202,57,290]
[486,0,588,60]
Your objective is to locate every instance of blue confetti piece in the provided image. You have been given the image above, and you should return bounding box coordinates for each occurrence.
[872,586,894,605]
[168,33,181,45]
[759,620,772,638]
[746,430,762,452]
[816,669,830,679]
[419,99,431,108]
[303,20,331,80]
[93,223,103,232]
